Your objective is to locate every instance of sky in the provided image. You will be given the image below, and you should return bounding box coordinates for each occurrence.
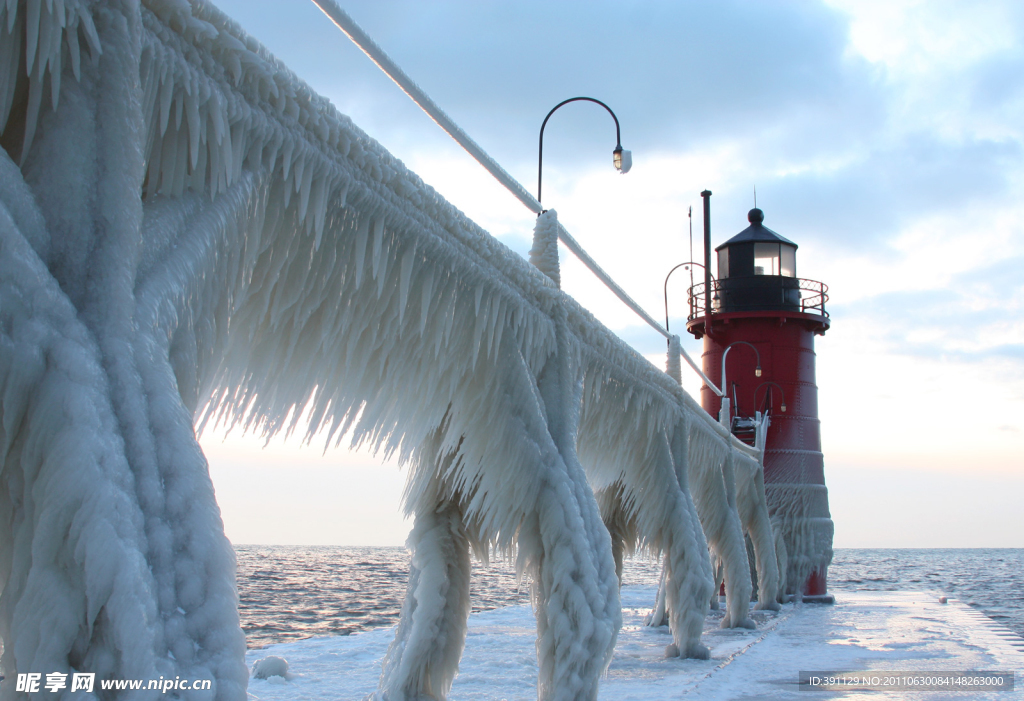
[200,0,1023,548]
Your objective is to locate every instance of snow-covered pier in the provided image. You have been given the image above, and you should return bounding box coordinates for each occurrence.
[246,589,1023,700]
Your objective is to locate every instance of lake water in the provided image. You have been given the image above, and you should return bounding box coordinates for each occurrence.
[236,546,1023,649]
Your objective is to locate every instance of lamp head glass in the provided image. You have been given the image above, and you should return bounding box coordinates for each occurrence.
[613,147,632,173]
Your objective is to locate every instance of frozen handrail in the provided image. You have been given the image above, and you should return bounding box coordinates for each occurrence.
[309,0,723,397]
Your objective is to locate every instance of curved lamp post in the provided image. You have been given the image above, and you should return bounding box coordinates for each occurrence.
[538,97,631,207]
[721,340,762,391]
[664,261,715,334]
[754,381,787,414]
[718,340,762,425]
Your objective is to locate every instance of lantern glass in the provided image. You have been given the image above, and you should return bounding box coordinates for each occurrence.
[754,242,780,275]
[780,244,796,277]
[613,148,632,173]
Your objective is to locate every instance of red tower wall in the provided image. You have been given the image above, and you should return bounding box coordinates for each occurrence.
[690,310,833,597]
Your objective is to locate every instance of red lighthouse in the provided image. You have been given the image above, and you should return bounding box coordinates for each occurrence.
[686,201,834,602]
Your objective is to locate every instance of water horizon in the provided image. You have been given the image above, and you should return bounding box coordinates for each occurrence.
[236,546,1024,650]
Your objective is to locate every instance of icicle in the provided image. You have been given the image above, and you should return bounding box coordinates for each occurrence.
[230,121,245,184]
[44,8,62,111]
[353,213,369,288]
[158,69,174,137]
[418,266,434,336]
[24,0,41,77]
[469,295,490,370]
[370,215,384,280]
[485,296,501,359]
[0,17,20,133]
[78,7,100,59]
[442,285,457,347]
[430,282,453,356]
[173,128,190,196]
[67,16,80,79]
[209,88,225,145]
[375,229,393,298]
[397,241,416,325]
[159,128,177,195]
[174,88,183,130]
[296,153,314,222]
[4,0,15,32]
[491,305,507,358]
[20,61,44,163]
[310,174,328,247]
[185,88,200,168]
[336,180,349,208]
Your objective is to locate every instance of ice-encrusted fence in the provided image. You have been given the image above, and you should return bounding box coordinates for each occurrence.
[0,1,779,700]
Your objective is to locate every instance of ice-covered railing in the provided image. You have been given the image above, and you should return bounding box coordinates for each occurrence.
[304,15,777,625]
[0,1,778,700]
[309,0,775,647]
[308,0,725,402]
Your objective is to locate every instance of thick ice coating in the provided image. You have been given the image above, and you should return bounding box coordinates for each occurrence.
[0,1,779,699]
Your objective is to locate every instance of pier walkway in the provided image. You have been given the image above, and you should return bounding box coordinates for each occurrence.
[246,587,1024,700]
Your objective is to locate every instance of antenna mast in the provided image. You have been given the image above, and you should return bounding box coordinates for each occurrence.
[688,206,694,288]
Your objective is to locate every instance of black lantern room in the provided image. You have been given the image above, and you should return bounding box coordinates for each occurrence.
[714,208,801,313]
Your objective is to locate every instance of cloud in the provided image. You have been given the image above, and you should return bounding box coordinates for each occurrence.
[215,1,882,166]
[830,255,1024,366]
[392,1,883,165]
[970,51,1024,112]
[754,134,1023,250]
[213,1,1024,254]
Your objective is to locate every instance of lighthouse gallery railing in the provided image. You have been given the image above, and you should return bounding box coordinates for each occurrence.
[687,278,829,320]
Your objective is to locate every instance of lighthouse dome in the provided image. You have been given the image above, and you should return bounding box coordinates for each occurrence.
[710,208,802,312]
[715,209,797,280]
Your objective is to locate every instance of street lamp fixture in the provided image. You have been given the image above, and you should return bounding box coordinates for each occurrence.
[538,97,630,207]
[718,340,762,425]
[613,146,631,173]
[663,261,715,335]
[754,381,787,414]
[721,340,762,392]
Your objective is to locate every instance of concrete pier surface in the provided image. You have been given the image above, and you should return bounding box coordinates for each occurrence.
[246,587,1024,700]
